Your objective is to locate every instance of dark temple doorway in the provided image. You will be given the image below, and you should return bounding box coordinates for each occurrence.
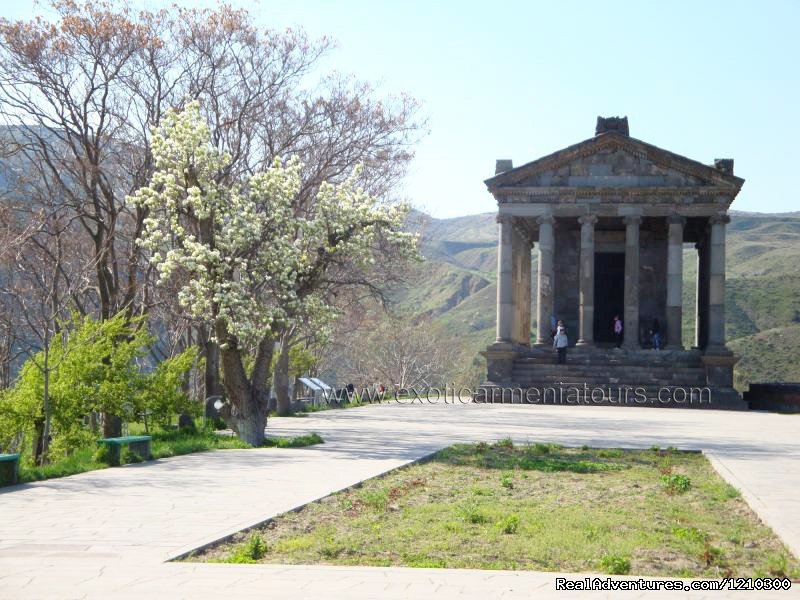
[594,252,625,343]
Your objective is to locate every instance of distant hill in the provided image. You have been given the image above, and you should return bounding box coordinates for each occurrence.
[400,210,800,389]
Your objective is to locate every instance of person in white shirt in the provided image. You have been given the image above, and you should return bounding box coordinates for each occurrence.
[553,325,569,364]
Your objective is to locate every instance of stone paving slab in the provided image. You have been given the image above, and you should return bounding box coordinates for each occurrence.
[1,402,799,598]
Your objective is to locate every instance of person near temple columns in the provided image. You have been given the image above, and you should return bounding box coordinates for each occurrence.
[553,325,569,365]
[651,318,662,350]
[613,315,623,348]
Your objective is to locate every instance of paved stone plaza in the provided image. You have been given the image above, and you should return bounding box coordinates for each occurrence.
[1,402,799,599]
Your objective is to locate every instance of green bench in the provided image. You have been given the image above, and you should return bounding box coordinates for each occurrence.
[0,453,20,486]
[97,435,152,466]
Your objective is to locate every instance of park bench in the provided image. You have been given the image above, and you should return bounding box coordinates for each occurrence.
[0,453,20,486]
[97,435,152,466]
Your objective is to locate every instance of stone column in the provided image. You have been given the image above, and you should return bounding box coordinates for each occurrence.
[495,215,513,343]
[511,221,532,345]
[666,215,685,349]
[520,233,532,345]
[707,214,730,352]
[695,237,709,349]
[535,216,555,346]
[577,215,597,346]
[699,213,738,391]
[622,215,641,349]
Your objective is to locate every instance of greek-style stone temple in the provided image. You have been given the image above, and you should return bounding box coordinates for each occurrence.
[480,117,746,409]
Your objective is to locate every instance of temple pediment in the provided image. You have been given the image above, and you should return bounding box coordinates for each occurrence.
[486,131,744,194]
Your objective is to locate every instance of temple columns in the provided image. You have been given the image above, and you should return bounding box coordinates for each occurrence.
[535,216,555,346]
[622,215,641,349]
[495,215,513,343]
[707,214,730,352]
[695,237,709,349]
[700,214,738,388]
[511,222,532,345]
[577,215,597,346]
[666,215,685,349]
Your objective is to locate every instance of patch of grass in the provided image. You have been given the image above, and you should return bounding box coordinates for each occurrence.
[15,424,320,484]
[192,443,800,579]
[150,426,251,459]
[672,526,709,544]
[360,489,389,511]
[18,446,107,483]
[261,432,324,448]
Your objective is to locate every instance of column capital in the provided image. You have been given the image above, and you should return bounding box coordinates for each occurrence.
[536,215,555,226]
[709,214,731,226]
[668,214,687,225]
[623,215,642,226]
[578,214,598,226]
[496,214,513,225]
[513,221,535,247]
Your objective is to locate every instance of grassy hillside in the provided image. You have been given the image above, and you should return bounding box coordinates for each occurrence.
[405,211,800,389]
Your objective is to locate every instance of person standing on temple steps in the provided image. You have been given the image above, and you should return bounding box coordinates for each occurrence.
[651,317,662,350]
[553,325,569,364]
[613,315,623,348]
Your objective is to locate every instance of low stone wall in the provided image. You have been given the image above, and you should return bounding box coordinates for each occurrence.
[745,383,800,413]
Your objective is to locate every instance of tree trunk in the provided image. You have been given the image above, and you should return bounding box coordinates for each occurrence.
[32,417,44,464]
[274,339,292,416]
[216,325,271,446]
[40,363,52,466]
[203,332,224,418]
[103,414,123,439]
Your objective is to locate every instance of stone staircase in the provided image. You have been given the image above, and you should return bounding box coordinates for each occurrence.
[478,347,747,410]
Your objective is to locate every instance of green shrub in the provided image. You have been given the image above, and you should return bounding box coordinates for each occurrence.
[457,500,489,524]
[228,533,268,563]
[532,443,551,455]
[500,471,514,489]
[661,473,692,494]
[494,437,514,449]
[497,514,520,534]
[600,553,631,575]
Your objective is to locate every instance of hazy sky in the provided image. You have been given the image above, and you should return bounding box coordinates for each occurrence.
[4,1,799,218]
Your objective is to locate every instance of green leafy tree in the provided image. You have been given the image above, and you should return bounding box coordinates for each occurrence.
[0,314,196,459]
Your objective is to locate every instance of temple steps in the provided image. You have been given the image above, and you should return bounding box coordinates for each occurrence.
[476,383,747,410]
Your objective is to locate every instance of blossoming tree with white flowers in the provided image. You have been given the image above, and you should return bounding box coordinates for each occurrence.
[131,102,418,445]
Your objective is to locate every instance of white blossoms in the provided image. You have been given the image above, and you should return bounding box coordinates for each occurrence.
[130,101,418,344]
